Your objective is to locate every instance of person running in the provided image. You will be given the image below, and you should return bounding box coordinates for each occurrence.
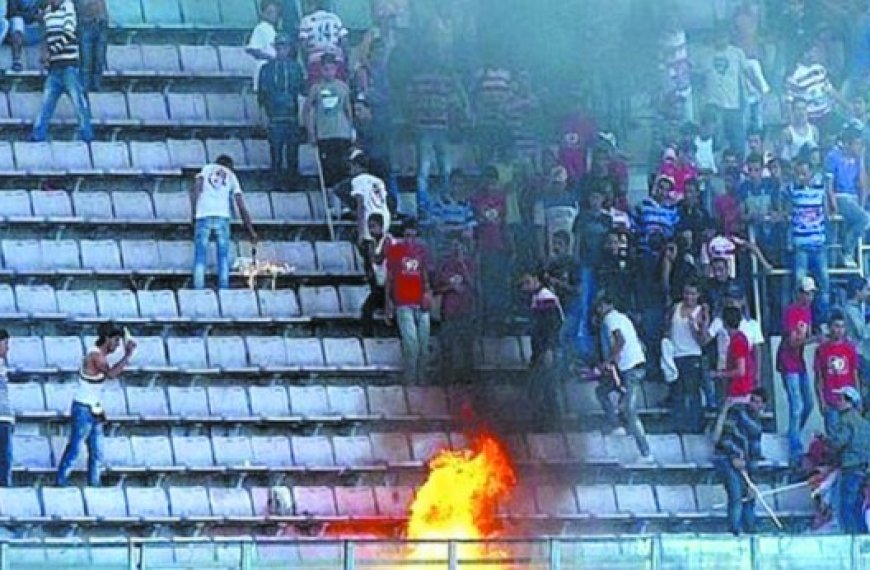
[56,323,135,487]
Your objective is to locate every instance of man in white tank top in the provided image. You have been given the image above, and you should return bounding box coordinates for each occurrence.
[56,323,136,487]
[666,280,710,433]
[779,99,819,161]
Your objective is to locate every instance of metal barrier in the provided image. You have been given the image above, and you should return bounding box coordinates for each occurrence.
[0,534,868,569]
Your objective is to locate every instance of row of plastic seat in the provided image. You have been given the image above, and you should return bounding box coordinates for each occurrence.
[0,284,369,322]
[4,335,401,374]
[7,431,791,475]
[0,239,361,276]
[0,190,332,225]
[107,0,260,29]
[0,139,268,175]
[0,92,263,129]
[0,481,812,526]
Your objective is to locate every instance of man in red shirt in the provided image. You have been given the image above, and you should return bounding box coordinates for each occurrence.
[711,306,754,400]
[815,311,860,433]
[776,276,818,461]
[470,167,510,326]
[435,238,476,381]
[385,219,432,383]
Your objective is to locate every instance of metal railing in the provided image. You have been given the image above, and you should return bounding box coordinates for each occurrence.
[1,534,868,569]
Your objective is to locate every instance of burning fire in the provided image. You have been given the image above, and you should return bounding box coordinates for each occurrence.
[406,432,517,564]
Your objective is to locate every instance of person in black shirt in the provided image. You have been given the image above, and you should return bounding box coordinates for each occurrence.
[677,177,713,256]
[596,230,638,314]
[704,257,737,317]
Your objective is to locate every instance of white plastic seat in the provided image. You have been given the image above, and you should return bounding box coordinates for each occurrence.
[158,240,196,270]
[656,485,698,517]
[333,436,375,467]
[130,141,175,173]
[258,289,302,319]
[3,239,43,271]
[16,285,59,315]
[207,386,250,418]
[127,94,169,124]
[293,487,337,517]
[126,386,169,418]
[299,286,342,317]
[167,386,210,419]
[291,436,335,468]
[238,191,272,219]
[129,336,169,369]
[374,486,414,517]
[335,486,376,517]
[207,336,249,370]
[370,433,412,465]
[323,338,365,368]
[209,488,254,518]
[137,290,179,319]
[576,484,619,516]
[166,139,207,170]
[14,142,58,174]
[219,289,260,319]
[315,241,358,274]
[0,190,32,218]
[338,285,369,316]
[8,383,46,415]
[51,141,93,173]
[13,434,52,469]
[178,289,221,319]
[211,436,254,467]
[367,386,409,417]
[410,433,450,462]
[31,189,74,219]
[121,240,161,270]
[91,141,134,172]
[249,386,290,417]
[205,93,247,124]
[101,436,134,468]
[73,192,113,220]
[41,240,82,271]
[42,337,83,371]
[171,435,215,468]
[244,138,271,168]
[88,92,130,123]
[363,339,402,368]
[246,336,288,368]
[250,436,293,468]
[126,487,171,519]
[205,138,246,165]
[405,386,449,417]
[130,436,174,468]
[526,433,570,463]
[288,386,330,416]
[167,93,208,123]
[169,487,213,519]
[536,486,579,516]
[42,487,86,519]
[80,240,123,271]
[84,487,130,520]
[326,386,369,418]
[106,45,144,73]
[217,45,254,75]
[615,484,659,517]
[179,45,221,74]
[139,45,180,73]
[271,192,312,220]
[0,488,42,520]
[166,337,209,370]
[112,191,155,221]
[96,290,139,319]
[273,241,316,271]
[43,383,76,414]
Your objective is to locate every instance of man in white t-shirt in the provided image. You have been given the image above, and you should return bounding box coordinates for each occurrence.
[298,0,348,85]
[594,295,652,462]
[350,149,391,246]
[190,155,259,289]
[246,0,282,89]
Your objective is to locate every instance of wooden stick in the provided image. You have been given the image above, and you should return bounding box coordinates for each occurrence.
[313,145,336,242]
[741,469,784,530]
[713,480,811,509]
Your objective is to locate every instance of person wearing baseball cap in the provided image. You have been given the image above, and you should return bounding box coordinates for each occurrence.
[828,384,870,533]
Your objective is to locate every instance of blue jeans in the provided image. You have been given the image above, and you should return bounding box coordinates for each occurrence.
[715,457,756,535]
[415,127,451,213]
[267,119,300,180]
[0,421,11,487]
[793,245,830,324]
[193,217,232,289]
[396,306,430,382]
[56,402,103,487]
[595,366,650,455]
[835,194,870,262]
[32,65,94,142]
[839,470,867,534]
[78,20,107,92]
[823,406,840,434]
[783,372,813,458]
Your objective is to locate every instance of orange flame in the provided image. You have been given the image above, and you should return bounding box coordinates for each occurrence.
[405,432,517,565]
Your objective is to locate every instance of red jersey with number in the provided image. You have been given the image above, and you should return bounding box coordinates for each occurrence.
[726,331,754,397]
[814,340,858,407]
[386,239,428,307]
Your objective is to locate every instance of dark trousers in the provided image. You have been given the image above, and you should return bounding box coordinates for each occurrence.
[362,286,385,337]
[0,422,11,487]
[673,355,704,433]
[716,458,756,535]
[268,119,300,187]
[317,138,352,189]
[839,469,867,534]
[79,20,107,92]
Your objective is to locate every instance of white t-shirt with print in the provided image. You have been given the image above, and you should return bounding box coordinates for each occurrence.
[247,21,277,87]
[195,164,242,219]
[298,10,348,63]
[602,310,645,372]
[351,173,391,241]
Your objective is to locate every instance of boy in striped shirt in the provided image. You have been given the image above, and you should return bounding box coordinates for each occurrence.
[32,0,93,142]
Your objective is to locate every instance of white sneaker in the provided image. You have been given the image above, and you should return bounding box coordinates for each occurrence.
[637,454,656,464]
[607,427,627,437]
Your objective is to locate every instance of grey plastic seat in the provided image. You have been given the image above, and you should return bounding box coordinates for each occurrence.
[238,191,272,219]
[84,487,130,521]
[370,433,413,465]
[615,484,660,517]
[113,191,155,221]
[40,240,82,271]
[682,434,715,468]
[169,487,213,519]
[363,339,403,369]
[207,336,249,370]
[127,93,169,124]
[167,139,207,170]
[695,485,728,515]
[0,190,32,218]
[526,433,569,462]
[43,383,76,414]
[367,386,408,417]
[291,436,335,468]
[166,337,209,370]
[761,434,791,467]
[0,488,42,520]
[410,432,450,462]
[106,45,144,73]
[129,336,169,369]
[249,386,290,417]
[8,383,46,415]
[126,386,169,418]
[42,337,83,371]
[656,485,698,517]
[142,0,183,25]
[293,487,337,517]
[101,436,134,468]
[537,486,579,516]
[246,336,288,368]
[139,45,181,74]
[315,241,357,274]
[16,285,60,316]
[405,386,449,417]
[205,93,247,124]
[106,0,144,25]
[333,436,375,467]
[207,386,250,418]
[80,240,123,272]
[96,290,139,319]
[288,386,330,417]
[205,138,246,165]
[100,380,128,417]
[181,0,222,26]
[647,434,688,467]
[73,191,113,220]
[137,290,179,319]
[131,436,174,469]
[168,93,208,123]
[43,487,87,520]
[0,142,14,173]
[219,289,260,319]
[121,240,160,270]
[15,142,58,174]
[0,285,19,318]
[126,487,171,520]
[179,45,221,74]
[91,141,134,172]
[178,289,221,319]
[31,189,74,219]
[299,286,341,316]
[244,139,271,169]
[323,337,365,368]
[168,386,210,419]
[51,141,93,173]
[576,484,619,516]
[209,488,254,519]
[88,92,130,123]
[270,241,318,271]
[604,434,647,466]
[250,436,293,468]
[271,192,312,221]
[335,486,376,517]
[13,434,51,469]
[258,289,301,319]
[8,92,40,122]
[217,45,254,75]
[211,436,254,467]
[171,435,215,469]
[374,486,414,517]
[338,285,369,316]
[326,386,368,418]
[158,240,196,270]
[4,240,43,271]
[131,141,176,173]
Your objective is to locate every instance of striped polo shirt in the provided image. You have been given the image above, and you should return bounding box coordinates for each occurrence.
[788,175,827,248]
[44,0,79,68]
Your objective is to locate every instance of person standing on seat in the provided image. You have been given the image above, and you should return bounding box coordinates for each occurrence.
[56,323,135,487]
[8,0,42,72]
[32,0,93,143]
[0,330,12,487]
[258,32,305,187]
[304,52,353,190]
[75,0,107,92]
[190,155,259,289]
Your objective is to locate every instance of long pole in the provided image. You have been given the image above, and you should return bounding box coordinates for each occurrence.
[712,479,811,509]
[741,469,784,530]
[313,144,336,242]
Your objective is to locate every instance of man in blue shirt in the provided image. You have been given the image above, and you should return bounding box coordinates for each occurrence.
[825,127,867,267]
